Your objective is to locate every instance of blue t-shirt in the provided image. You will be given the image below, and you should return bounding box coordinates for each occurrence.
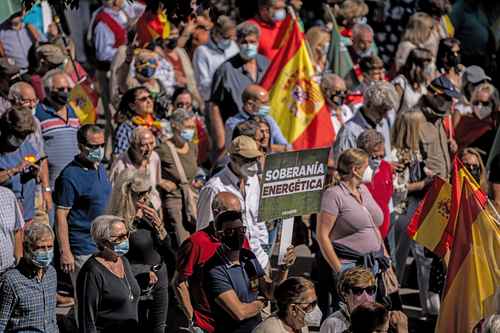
[204,248,265,333]
[54,158,111,255]
[0,141,40,221]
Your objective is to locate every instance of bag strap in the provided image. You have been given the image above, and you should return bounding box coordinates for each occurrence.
[165,141,188,184]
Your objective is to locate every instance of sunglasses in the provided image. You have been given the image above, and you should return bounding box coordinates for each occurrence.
[136,95,153,102]
[176,102,192,109]
[54,87,70,92]
[295,300,318,313]
[350,285,377,296]
[85,143,105,150]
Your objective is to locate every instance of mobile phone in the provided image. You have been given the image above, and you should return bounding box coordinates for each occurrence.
[34,156,48,165]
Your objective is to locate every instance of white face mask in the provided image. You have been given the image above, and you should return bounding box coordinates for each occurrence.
[355,165,374,183]
[240,161,260,178]
[300,304,323,328]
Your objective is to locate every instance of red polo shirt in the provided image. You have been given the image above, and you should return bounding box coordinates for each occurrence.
[176,228,250,332]
[365,160,393,239]
[246,17,284,62]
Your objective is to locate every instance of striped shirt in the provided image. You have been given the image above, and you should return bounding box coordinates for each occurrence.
[35,103,80,188]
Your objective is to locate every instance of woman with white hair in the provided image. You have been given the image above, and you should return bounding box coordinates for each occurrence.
[107,170,171,333]
[77,215,140,333]
[156,108,199,247]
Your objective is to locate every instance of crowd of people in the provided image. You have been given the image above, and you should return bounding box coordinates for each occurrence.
[0,0,499,332]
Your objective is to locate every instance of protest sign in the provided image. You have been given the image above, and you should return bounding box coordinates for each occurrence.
[259,148,329,264]
[259,147,329,221]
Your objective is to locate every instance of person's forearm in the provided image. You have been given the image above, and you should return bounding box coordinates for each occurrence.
[407,181,425,193]
[318,234,342,272]
[236,301,263,320]
[39,160,49,187]
[270,144,288,153]
[210,104,226,161]
[14,229,23,262]
[175,279,194,320]
[56,210,71,253]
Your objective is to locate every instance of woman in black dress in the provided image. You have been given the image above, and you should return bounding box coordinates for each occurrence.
[77,215,140,333]
[107,170,172,333]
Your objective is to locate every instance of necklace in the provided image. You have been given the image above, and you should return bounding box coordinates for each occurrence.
[123,273,134,302]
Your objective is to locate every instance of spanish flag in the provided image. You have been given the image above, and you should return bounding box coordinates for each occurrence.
[260,14,335,149]
[407,177,452,256]
[435,179,500,333]
[69,80,98,125]
[136,10,170,47]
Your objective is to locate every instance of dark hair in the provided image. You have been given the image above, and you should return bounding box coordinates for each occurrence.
[350,302,389,333]
[436,38,460,72]
[232,119,260,141]
[416,0,452,17]
[399,47,433,85]
[118,86,150,118]
[1,106,35,134]
[274,277,315,318]
[359,55,384,74]
[214,210,243,231]
[356,129,385,153]
[77,124,104,145]
[172,87,192,103]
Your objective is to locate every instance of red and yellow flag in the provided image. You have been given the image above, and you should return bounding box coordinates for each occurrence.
[407,177,452,256]
[436,179,500,333]
[260,15,335,150]
[136,10,170,47]
[69,80,98,125]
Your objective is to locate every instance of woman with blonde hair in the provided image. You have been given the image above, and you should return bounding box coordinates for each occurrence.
[306,26,331,74]
[316,148,391,317]
[107,170,172,333]
[394,12,440,71]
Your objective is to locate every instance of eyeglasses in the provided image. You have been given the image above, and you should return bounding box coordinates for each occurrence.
[221,226,246,237]
[54,87,70,92]
[110,232,129,243]
[136,95,153,103]
[176,102,192,109]
[20,97,38,105]
[350,285,377,296]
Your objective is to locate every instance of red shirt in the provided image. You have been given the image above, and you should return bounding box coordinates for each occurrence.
[365,161,393,239]
[176,228,250,332]
[246,18,284,62]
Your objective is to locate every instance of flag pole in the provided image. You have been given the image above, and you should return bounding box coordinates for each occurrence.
[53,14,82,83]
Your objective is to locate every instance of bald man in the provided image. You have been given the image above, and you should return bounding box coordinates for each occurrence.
[321,74,353,135]
[174,192,243,332]
[225,84,290,152]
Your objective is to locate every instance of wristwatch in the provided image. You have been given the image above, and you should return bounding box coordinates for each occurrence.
[42,186,52,193]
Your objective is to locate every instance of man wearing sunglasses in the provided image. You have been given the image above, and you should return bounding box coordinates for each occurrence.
[321,74,353,137]
[203,210,295,333]
[54,124,112,308]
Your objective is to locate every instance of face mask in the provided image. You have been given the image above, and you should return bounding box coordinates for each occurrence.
[329,92,345,107]
[217,38,232,50]
[355,165,373,183]
[369,157,382,171]
[353,16,367,24]
[466,165,481,184]
[240,161,260,178]
[301,305,323,328]
[86,147,104,163]
[321,43,330,55]
[6,134,25,149]
[113,239,129,256]
[30,107,37,115]
[163,36,177,49]
[273,8,286,21]
[50,90,69,107]
[29,248,54,268]
[139,66,156,79]
[180,128,195,142]
[258,105,271,116]
[240,43,258,60]
[221,232,245,251]
[356,48,373,58]
[423,63,435,80]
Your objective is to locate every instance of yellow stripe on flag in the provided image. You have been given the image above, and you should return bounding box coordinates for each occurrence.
[412,180,452,250]
[268,42,326,143]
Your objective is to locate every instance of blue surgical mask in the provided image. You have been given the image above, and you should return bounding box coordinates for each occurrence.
[86,147,104,163]
[369,157,382,171]
[180,128,195,142]
[139,66,156,79]
[240,43,258,60]
[218,38,232,50]
[113,239,129,256]
[258,105,271,116]
[273,8,286,21]
[30,248,54,268]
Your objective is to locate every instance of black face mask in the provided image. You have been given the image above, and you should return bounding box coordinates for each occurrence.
[6,133,25,149]
[49,90,69,107]
[447,53,461,69]
[466,165,481,184]
[221,232,245,251]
